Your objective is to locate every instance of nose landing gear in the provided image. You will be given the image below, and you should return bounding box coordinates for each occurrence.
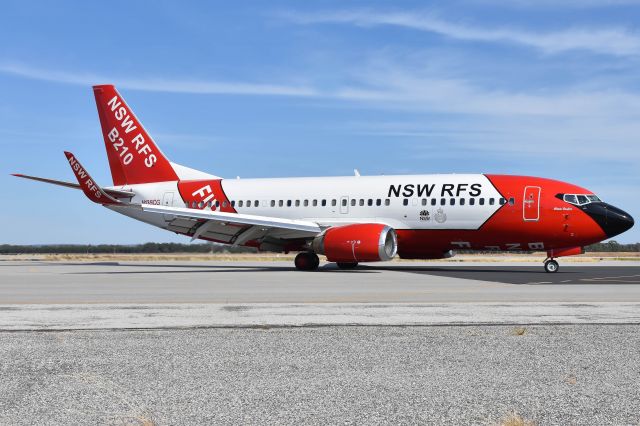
[294,252,320,271]
[544,258,559,273]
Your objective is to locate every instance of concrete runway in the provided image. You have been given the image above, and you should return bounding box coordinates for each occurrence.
[2,260,640,304]
[2,260,640,424]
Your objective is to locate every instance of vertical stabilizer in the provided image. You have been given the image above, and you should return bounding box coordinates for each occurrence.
[93,85,178,186]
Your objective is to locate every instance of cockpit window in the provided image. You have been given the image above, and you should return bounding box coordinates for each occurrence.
[560,193,601,206]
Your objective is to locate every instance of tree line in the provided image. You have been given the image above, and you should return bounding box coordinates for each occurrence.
[0,242,257,254]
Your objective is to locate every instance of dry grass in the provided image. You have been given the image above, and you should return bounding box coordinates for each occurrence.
[1,251,637,263]
[497,411,536,426]
[565,374,578,385]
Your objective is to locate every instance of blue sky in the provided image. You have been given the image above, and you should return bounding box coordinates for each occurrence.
[1,0,639,244]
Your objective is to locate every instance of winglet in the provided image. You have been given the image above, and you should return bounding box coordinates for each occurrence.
[64,151,123,205]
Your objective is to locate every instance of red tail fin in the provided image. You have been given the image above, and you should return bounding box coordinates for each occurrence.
[64,151,123,205]
[93,85,178,186]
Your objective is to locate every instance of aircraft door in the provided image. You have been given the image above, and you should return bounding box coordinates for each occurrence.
[162,191,175,221]
[523,186,541,221]
[340,196,349,214]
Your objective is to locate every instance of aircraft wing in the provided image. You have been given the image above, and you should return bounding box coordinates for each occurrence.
[127,204,322,245]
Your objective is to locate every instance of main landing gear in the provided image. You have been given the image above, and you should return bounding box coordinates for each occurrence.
[544,258,559,273]
[294,252,320,271]
[293,253,359,271]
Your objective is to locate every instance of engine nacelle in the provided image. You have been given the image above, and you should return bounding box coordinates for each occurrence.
[313,223,398,262]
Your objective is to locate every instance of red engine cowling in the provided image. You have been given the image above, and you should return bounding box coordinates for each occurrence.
[313,224,398,262]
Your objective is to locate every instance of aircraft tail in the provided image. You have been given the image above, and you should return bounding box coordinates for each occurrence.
[93,85,178,186]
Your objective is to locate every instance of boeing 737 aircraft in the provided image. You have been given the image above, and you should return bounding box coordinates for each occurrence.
[14,85,634,272]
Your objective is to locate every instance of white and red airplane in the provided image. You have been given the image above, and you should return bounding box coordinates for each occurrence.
[14,85,634,272]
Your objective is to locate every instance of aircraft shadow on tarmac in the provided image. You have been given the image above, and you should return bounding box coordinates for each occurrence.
[63,262,377,275]
[56,262,640,285]
[362,265,640,285]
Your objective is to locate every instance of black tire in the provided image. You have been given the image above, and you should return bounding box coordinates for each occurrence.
[544,259,559,273]
[295,252,320,271]
[336,262,359,270]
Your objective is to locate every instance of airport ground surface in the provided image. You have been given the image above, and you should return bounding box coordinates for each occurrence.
[1,259,640,425]
[2,260,640,304]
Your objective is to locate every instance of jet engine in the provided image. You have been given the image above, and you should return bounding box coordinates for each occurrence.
[313,223,398,262]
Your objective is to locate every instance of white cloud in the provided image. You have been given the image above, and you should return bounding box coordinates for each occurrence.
[0,62,318,97]
[330,63,640,118]
[284,10,640,57]
[3,60,640,120]
[468,0,640,8]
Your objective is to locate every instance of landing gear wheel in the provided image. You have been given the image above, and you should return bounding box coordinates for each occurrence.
[336,262,359,270]
[294,252,320,271]
[544,259,559,273]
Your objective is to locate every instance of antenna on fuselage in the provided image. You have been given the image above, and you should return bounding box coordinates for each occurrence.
[354,169,361,177]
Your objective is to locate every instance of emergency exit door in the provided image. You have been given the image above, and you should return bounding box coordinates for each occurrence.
[523,186,541,221]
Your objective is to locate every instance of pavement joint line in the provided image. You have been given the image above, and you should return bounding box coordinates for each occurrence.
[3,321,640,333]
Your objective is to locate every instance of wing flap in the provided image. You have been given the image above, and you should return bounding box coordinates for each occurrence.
[134,204,322,237]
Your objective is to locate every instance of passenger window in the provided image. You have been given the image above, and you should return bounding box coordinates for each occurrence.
[460,198,465,206]
[331,199,337,206]
[577,195,588,205]
[440,198,446,206]
[342,199,347,207]
[385,199,390,206]
[287,200,292,207]
[304,200,309,207]
[231,201,236,207]
[215,200,220,208]
[469,198,475,206]
[198,201,204,208]
[422,199,427,206]
[191,201,197,208]
[222,201,228,207]
[247,200,252,207]
[509,197,514,205]
[499,198,506,205]
[312,200,317,207]
[255,200,259,207]
[359,199,364,206]
[376,199,381,206]
[207,201,212,208]
[350,199,356,206]
[479,198,485,205]
[279,200,284,207]
[431,199,437,206]
[295,200,300,207]
[322,199,327,206]
[403,199,408,206]
[489,198,495,205]
[450,198,455,206]
[368,199,373,206]
[239,201,244,207]
[271,200,275,207]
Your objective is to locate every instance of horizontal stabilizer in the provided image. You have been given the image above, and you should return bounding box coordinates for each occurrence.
[64,151,125,205]
[11,173,134,198]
